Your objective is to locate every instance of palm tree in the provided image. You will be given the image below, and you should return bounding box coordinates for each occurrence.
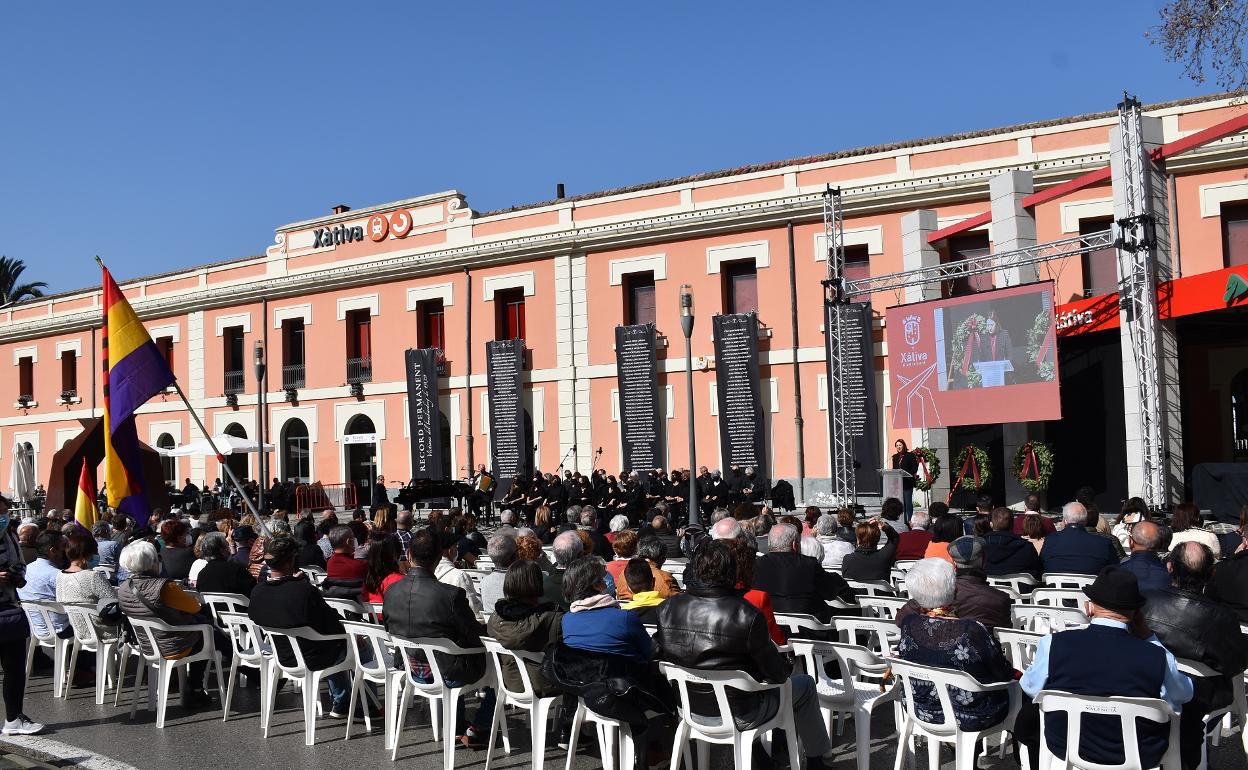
[0,257,48,307]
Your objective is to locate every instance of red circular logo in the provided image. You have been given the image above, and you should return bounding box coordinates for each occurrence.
[367,214,389,242]
[389,209,413,238]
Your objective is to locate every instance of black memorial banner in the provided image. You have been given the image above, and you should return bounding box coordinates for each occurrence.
[712,313,767,478]
[404,348,443,480]
[615,324,663,472]
[486,339,527,482]
[824,301,882,494]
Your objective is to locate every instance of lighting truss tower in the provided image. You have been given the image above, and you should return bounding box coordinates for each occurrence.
[823,186,856,506]
[1116,96,1168,507]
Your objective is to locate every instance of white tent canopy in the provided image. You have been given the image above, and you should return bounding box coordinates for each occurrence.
[161,434,273,457]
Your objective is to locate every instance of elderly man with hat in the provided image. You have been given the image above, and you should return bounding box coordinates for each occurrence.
[432,528,483,617]
[1013,568,1194,770]
[896,536,1012,630]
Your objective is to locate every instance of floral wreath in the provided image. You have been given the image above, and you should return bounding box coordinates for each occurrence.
[913,447,941,491]
[952,444,992,492]
[949,314,988,389]
[1013,440,1054,493]
[1026,310,1057,382]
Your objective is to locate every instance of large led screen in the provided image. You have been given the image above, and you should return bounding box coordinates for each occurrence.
[885,281,1061,429]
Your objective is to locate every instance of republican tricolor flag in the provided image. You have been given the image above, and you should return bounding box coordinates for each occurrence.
[74,457,99,529]
[101,262,176,528]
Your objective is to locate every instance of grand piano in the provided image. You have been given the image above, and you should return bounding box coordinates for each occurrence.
[395,478,476,511]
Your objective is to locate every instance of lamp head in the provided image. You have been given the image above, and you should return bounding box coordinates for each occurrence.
[679,284,693,317]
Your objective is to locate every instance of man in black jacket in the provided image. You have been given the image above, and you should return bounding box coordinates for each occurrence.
[1143,542,1248,770]
[753,523,857,622]
[982,508,1042,579]
[384,528,496,747]
[247,536,353,716]
[1209,545,1248,623]
[655,541,832,769]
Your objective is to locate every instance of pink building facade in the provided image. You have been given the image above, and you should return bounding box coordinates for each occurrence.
[6,93,1248,510]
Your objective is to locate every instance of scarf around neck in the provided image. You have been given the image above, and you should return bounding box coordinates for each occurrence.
[569,593,618,613]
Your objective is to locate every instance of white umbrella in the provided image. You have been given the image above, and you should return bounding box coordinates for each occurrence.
[9,442,35,502]
[162,434,274,458]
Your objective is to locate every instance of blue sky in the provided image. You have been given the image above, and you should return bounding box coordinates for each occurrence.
[0,2,1207,294]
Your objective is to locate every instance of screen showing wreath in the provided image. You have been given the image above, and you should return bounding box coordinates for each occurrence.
[886,281,1060,429]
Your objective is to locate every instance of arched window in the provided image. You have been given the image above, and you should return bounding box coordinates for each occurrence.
[282,419,310,483]
[157,433,176,486]
[223,423,248,482]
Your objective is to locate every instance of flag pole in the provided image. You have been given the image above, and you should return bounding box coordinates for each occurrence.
[169,381,272,538]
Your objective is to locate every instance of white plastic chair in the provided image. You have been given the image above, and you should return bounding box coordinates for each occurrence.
[341,620,399,742]
[215,611,272,724]
[127,616,226,728]
[1176,658,1248,763]
[389,635,493,769]
[791,639,899,770]
[61,602,121,704]
[259,624,355,745]
[886,657,1021,770]
[94,565,116,584]
[563,697,636,770]
[299,566,327,586]
[1012,604,1089,633]
[1031,587,1087,609]
[988,573,1038,595]
[199,592,250,622]
[1042,573,1096,590]
[659,662,799,770]
[22,599,70,699]
[1034,689,1181,770]
[774,613,834,639]
[324,597,377,623]
[846,578,897,597]
[995,628,1044,671]
[859,595,910,620]
[834,616,902,657]
[481,638,559,770]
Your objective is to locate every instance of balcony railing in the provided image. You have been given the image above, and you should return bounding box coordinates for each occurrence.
[347,356,372,384]
[224,370,245,395]
[282,363,306,390]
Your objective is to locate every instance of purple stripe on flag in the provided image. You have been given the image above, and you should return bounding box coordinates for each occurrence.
[111,416,151,529]
[109,339,175,428]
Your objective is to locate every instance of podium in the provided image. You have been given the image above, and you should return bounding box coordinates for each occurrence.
[881,468,913,503]
[973,360,1014,388]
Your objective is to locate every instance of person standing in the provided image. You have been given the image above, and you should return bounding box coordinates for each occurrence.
[891,439,919,525]
[0,497,39,735]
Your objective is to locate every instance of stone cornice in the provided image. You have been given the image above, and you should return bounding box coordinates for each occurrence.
[3,133,1245,345]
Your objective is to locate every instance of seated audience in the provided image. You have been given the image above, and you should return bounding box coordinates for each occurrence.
[607,530,638,597]
[896,558,1014,730]
[1116,521,1170,594]
[1013,494,1056,536]
[560,557,650,660]
[384,528,494,748]
[656,541,832,769]
[618,536,679,599]
[485,561,562,697]
[55,532,117,640]
[922,515,962,565]
[1167,502,1221,560]
[93,522,120,571]
[361,535,404,607]
[895,509,933,562]
[194,532,256,597]
[814,513,854,569]
[1039,502,1119,575]
[433,530,483,615]
[1017,569,1193,770]
[1143,542,1248,770]
[543,531,584,609]
[479,535,517,614]
[18,532,68,639]
[158,520,195,582]
[754,523,856,622]
[1210,528,1248,623]
[620,558,665,624]
[1021,513,1048,554]
[841,517,898,582]
[982,508,1042,578]
[725,537,786,645]
[324,526,367,582]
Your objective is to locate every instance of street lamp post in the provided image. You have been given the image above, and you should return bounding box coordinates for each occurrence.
[254,340,267,516]
[680,285,699,528]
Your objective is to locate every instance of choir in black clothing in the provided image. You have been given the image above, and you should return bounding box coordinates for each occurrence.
[458,463,771,525]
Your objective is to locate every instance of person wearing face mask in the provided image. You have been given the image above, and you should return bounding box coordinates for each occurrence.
[157,520,195,582]
[0,497,39,735]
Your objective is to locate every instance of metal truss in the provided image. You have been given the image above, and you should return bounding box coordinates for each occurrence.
[823,187,857,506]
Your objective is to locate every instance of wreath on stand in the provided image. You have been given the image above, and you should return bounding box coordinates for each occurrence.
[951,444,992,493]
[1026,311,1057,382]
[1013,441,1055,493]
[948,314,989,389]
[913,447,941,492]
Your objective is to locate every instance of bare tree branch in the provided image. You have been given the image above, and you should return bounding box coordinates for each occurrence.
[1151,0,1248,93]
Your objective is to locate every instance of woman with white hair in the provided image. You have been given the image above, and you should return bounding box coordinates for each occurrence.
[606,514,630,544]
[895,558,1014,730]
[117,540,228,708]
[815,513,854,570]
